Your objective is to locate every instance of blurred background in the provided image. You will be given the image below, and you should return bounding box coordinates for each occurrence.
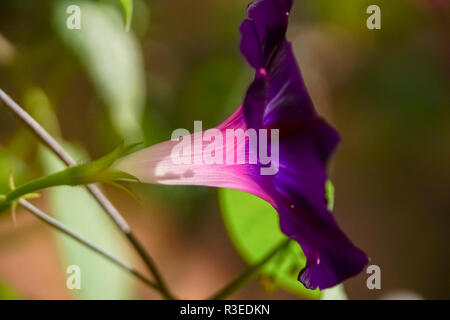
[0,0,449,299]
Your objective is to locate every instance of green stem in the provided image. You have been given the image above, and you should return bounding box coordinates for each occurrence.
[209,239,291,300]
[6,170,71,203]
[0,142,140,211]
[1,165,112,210]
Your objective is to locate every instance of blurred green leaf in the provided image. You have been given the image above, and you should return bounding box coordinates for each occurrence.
[24,87,61,136]
[219,189,320,299]
[325,180,335,211]
[40,144,134,299]
[119,0,133,32]
[0,149,27,195]
[0,281,20,300]
[53,1,146,141]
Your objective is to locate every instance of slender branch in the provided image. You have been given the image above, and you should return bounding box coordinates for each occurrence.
[19,199,159,291]
[0,88,175,300]
[209,239,291,300]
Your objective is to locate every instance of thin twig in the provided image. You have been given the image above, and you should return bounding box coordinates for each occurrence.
[209,239,291,300]
[19,199,159,291]
[0,88,174,300]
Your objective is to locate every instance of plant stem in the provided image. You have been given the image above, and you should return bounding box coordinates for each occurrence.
[3,169,78,208]
[0,88,175,300]
[18,199,159,291]
[1,155,127,209]
[209,239,291,300]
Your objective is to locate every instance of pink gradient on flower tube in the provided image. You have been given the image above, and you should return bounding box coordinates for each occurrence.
[116,106,275,205]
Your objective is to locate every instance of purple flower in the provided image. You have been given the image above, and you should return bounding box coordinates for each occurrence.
[117,0,368,290]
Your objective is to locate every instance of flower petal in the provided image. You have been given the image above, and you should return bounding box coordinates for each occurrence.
[272,117,368,289]
[240,0,293,69]
[117,108,274,204]
[118,0,368,290]
[240,0,368,289]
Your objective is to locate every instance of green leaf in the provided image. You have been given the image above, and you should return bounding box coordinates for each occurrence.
[40,144,134,299]
[53,1,146,141]
[24,88,61,137]
[325,180,335,211]
[219,189,320,299]
[0,281,20,300]
[119,0,133,32]
[0,149,26,196]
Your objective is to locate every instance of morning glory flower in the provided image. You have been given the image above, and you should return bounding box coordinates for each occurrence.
[117,0,368,290]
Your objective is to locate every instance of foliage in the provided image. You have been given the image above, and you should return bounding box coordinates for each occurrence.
[40,144,134,299]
